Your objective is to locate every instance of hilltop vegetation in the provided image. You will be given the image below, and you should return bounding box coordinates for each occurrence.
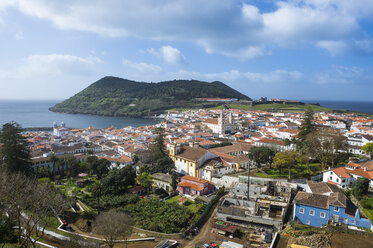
[49,76,251,117]
[211,103,333,112]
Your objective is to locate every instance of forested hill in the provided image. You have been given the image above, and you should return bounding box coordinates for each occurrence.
[49,76,251,117]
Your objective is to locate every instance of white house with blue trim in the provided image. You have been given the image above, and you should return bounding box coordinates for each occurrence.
[293,181,371,230]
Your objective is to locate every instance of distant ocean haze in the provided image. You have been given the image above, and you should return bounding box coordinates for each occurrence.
[0,100,160,129]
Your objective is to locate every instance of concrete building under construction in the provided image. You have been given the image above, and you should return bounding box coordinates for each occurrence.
[217,176,295,231]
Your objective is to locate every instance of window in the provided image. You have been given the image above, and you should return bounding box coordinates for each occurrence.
[329,176,332,180]
[320,212,326,218]
[299,208,304,214]
[309,210,315,216]
[334,206,339,212]
[306,220,310,225]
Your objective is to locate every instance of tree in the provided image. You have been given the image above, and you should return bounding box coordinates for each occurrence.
[171,171,178,191]
[0,121,31,173]
[92,181,103,215]
[298,110,315,143]
[101,165,136,195]
[0,213,16,247]
[66,157,80,177]
[305,129,347,169]
[36,166,50,178]
[87,156,110,179]
[49,153,58,176]
[93,210,134,248]
[147,128,175,173]
[362,142,373,159]
[137,172,152,190]
[150,127,167,160]
[154,156,175,174]
[0,171,68,247]
[56,159,66,178]
[248,146,276,168]
[273,151,299,180]
[352,177,370,199]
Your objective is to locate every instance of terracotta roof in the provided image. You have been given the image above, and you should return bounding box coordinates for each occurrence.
[350,168,373,180]
[359,161,373,170]
[209,143,251,154]
[178,181,204,191]
[203,119,219,125]
[332,167,351,178]
[256,138,285,146]
[182,175,209,184]
[176,146,208,161]
[346,162,361,168]
[99,155,132,163]
[198,139,216,146]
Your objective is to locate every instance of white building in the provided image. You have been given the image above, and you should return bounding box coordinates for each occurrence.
[53,122,71,137]
[202,110,235,135]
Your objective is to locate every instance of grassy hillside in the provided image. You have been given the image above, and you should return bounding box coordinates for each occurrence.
[49,76,251,117]
[229,103,333,112]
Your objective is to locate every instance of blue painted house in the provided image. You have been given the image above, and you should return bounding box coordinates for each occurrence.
[293,181,371,230]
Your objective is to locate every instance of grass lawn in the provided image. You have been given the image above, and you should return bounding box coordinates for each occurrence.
[165,195,181,204]
[186,201,204,213]
[165,195,203,213]
[43,215,62,229]
[255,163,323,179]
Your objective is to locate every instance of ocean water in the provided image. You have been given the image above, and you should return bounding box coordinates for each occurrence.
[0,100,160,129]
[303,100,373,115]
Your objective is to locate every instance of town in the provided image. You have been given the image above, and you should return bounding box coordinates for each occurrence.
[1,106,373,248]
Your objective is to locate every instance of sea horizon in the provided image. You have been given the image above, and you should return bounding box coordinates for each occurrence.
[0,99,372,129]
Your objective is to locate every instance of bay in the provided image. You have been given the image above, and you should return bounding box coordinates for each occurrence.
[0,100,160,129]
[303,100,373,115]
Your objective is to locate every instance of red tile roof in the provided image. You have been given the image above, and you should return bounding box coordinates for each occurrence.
[178,181,204,191]
[182,175,209,184]
[350,168,373,180]
[332,167,351,178]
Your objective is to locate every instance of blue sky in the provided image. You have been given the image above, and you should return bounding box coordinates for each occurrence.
[0,0,372,101]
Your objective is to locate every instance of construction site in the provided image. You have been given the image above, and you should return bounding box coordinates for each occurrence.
[217,176,295,232]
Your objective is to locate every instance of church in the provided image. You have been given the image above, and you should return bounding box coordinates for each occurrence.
[202,110,235,135]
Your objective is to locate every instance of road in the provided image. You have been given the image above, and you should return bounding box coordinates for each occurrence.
[184,207,219,248]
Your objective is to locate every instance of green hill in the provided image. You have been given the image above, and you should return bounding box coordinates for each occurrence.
[49,76,251,117]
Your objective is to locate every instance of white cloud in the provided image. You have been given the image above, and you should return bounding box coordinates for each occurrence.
[316,40,348,56]
[0,54,102,99]
[0,1,372,58]
[315,65,371,85]
[147,46,186,65]
[160,46,186,65]
[122,58,162,74]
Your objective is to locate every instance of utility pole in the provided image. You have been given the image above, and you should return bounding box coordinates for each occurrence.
[247,162,250,200]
